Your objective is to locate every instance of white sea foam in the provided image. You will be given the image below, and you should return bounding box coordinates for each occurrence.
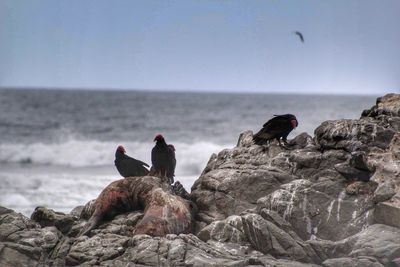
[0,166,116,216]
[0,139,227,176]
[0,141,220,217]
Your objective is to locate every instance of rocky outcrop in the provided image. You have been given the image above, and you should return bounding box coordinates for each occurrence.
[1,93,399,266]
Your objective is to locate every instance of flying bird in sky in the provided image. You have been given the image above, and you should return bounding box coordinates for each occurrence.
[151,134,176,184]
[293,31,304,43]
[253,114,298,147]
[114,145,150,177]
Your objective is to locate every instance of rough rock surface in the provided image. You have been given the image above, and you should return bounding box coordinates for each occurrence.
[1,93,400,266]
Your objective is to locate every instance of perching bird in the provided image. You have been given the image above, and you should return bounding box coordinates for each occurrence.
[293,31,304,43]
[253,114,298,147]
[151,134,176,184]
[114,145,150,177]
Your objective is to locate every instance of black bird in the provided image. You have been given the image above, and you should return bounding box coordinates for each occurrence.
[114,145,150,177]
[253,114,298,147]
[293,31,304,43]
[151,134,176,184]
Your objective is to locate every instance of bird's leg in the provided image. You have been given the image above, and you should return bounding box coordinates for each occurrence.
[282,136,292,147]
[277,139,289,150]
[281,138,292,150]
[277,139,282,147]
[163,170,169,183]
[161,170,165,182]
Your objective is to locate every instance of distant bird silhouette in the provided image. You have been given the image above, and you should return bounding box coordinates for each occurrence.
[114,145,150,177]
[293,31,304,43]
[253,114,298,147]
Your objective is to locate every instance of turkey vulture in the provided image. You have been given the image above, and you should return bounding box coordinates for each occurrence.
[151,134,176,184]
[253,114,298,147]
[114,145,150,177]
[293,31,304,43]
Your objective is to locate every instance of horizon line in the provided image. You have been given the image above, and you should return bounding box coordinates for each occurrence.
[0,85,388,97]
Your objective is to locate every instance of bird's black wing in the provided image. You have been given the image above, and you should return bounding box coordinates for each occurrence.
[123,154,149,167]
[166,145,176,183]
[257,116,291,139]
[262,115,290,129]
[119,155,149,176]
[294,31,304,43]
[151,147,157,168]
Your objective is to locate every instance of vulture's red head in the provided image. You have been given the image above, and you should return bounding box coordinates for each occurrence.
[117,145,126,153]
[291,119,298,129]
[154,134,165,142]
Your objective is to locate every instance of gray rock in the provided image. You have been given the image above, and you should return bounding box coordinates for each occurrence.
[362,93,400,118]
[373,182,396,203]
[315,118,395,151]
[374,202,400,229]
[241,213,320,263]
[322,257,385,267]
[334,162,372,182]
[349,224,400,266]
[197,215,246,243]
[31,206,77,234]
[66,233,129,265]
[0,208,62,266]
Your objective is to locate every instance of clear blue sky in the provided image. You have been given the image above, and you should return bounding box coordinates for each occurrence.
[0,0,399,94]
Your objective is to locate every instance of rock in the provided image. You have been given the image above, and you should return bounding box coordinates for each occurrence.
[362,93,400,118]
[288,132,315,149]
[350,151,370,171]
[349,224,400,266]
[241,213,320,263]
[315,119,395,151]
[322,257,385,267]
[334,151,374,182]
[191,133,297,224]
[345,181,378,195]
[197,215,246,243]
[334,162,372,182]
[0,208,62,266]
[372,182,396,203]
[0,244,41,267]
[374,202,400,228]
[66,233,129,265]
[31,206,77,234]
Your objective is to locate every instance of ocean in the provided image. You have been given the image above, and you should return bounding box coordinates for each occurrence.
[0,89,377,216]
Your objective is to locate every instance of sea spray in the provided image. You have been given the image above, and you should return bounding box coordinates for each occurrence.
[0,139,227,176]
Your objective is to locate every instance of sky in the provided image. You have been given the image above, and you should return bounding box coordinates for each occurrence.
[0,0,399,94]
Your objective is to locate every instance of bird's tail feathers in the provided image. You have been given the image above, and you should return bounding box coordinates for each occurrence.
[253,135,267,145]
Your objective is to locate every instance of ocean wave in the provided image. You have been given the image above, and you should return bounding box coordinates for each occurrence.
[0,139,229,176]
